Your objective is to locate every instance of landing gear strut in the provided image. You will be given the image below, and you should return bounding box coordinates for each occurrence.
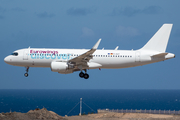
[79,69,89,79]
[24,67,29,77]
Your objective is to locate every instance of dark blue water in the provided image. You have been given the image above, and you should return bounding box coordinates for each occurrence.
[0,90,180,116]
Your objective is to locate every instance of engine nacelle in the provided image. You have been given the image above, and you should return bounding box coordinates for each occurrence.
[51,62,68,72]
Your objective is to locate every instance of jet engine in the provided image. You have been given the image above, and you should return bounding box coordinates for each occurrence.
[51,62,68,72]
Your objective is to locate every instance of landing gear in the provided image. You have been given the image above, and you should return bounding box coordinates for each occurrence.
[84,73,89,79]
[24,73,28,77]
[79,70,89,79]
[79,72,84,78]
[24,67,29,77]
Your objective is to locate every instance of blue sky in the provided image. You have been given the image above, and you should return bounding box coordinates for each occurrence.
[1,0,179,89]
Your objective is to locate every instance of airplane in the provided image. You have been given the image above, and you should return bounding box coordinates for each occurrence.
[4,24,175,79]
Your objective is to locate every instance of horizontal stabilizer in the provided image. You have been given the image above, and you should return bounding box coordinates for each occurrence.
[151,53,168,57]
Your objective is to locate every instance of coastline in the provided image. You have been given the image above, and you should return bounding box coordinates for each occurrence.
[1,108,180,120]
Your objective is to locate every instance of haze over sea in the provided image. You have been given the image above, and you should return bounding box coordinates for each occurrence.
[0,89,180,116]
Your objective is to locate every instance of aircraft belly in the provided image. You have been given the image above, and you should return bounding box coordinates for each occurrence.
[14,59,51,67]
[92,58,136,69]
[30,59,51,67]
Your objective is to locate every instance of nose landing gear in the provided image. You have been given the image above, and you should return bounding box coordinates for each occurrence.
[79,69,89,79]
[24,67,29,77]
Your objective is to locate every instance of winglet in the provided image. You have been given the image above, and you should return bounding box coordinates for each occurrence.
[92,38,101,49]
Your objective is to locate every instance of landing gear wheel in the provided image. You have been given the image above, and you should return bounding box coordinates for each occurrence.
[84,73,89,79]
[79,72,84,78]
[24,67,29,77]
[24,73,28,77]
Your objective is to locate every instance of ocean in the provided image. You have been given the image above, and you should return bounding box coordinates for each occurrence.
[0,89,180,116]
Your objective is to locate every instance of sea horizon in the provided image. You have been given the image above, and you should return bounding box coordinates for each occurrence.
[1,89,180,116]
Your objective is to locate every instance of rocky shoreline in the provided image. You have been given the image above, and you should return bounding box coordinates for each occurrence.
[1,108,180,120]
[0,108,63,120]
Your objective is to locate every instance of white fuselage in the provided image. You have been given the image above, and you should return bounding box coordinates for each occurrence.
[3,24,175,78]
[4,48,175,70]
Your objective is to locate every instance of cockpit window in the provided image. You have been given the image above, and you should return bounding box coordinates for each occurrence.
[11,52,18,56]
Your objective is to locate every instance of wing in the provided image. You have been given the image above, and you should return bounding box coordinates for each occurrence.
[68,39,101,68]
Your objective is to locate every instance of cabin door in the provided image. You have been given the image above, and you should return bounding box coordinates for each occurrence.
[135,52,140,62]
[23,50,28,60]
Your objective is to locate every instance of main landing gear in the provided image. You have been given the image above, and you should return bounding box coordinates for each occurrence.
[79,69,89,79]
[24,67,29,77]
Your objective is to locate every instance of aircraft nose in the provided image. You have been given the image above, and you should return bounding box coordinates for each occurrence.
[4,56,10,63]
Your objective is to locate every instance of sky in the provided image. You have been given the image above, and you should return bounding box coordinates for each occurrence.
[0,0,180,89]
